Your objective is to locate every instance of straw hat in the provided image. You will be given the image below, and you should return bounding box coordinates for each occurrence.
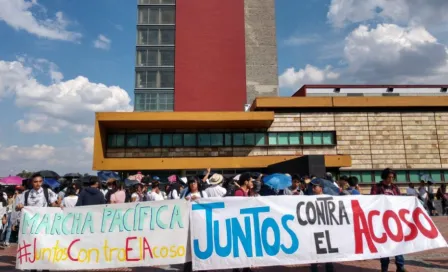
[209,173,224,185]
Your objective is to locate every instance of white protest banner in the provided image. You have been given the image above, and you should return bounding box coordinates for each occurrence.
[16,200,190,270]
[190,195,447,271]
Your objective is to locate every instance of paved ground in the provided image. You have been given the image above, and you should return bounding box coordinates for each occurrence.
[1,217,447,272]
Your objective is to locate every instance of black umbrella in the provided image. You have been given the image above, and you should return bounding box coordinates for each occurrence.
[64,173,81,178]
[35,170,60,179]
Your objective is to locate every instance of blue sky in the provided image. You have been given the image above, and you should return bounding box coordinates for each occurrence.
[0,0,447,175]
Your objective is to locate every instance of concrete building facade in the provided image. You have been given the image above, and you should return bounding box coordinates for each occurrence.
[94,92,448,185]
[134,0,278,112]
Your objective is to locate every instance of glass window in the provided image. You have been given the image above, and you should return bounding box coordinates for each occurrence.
[184,134,196,147]
[148,8,159,24]
[160,49,174,66]
[137,134,149,147]
[161,29,175,44]
[173,134,182,147]
[444,171,448,182]
[268,133,277,145]
[396,171,407,182]
[430,171,442,182]
[313,133,323,145]
[361,172,372,183]
[255,133,265,146]
[303,133,312,145]
[150,134,161,147]
[162,134,172,147]
[224,133,232,146]
[340,171,350,178]
[161,7,175,24]
[160,71,174,88]
[278,133,288,145]
[233,133,244,146]
[374,171,382,182]
[244,133,255,146]
[198,134,211,146]
[409,171,420,182]
[323,132,334,145]
[350,171,361,183]
[107,135,115,147]
[211,134,223,146]
[289,133,300,145]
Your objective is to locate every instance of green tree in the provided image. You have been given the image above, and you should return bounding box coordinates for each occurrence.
[16,170,33,178]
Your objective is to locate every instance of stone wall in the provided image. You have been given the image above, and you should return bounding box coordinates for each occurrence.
[270,111,448,170]
[104,111,448,170]
[244,0,279,105]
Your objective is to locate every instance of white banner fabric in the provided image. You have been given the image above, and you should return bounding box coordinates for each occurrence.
[16,200,190,270]
[190,195,448,271]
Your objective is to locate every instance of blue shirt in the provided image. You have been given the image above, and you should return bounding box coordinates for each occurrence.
[348,187,361,195]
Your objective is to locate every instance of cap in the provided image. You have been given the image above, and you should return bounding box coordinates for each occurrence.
[310,179,323,187]
[152,176,160,181]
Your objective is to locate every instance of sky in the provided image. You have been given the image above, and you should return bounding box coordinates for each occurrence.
[0,0,448,176]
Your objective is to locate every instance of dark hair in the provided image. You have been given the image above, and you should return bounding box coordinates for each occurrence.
[187,176,202,192]
[339,175,349,182]
[238,172,252,187]
[66,187,77,196]
[152,181,160,189]
[291,174,301,182]
[88,176,99,186]
[381,168,396,180]
[348,176,359,187]
[31,173,43,180]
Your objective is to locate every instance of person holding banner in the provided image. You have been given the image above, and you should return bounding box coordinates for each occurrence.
[310,178,335,272]
[183,176,208,201]
[370,168,406,272]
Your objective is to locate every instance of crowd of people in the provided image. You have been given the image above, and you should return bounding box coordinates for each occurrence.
[1,167,447,272]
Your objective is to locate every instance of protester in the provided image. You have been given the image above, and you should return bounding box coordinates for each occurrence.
[406,182,418,197]
[130,183,144,202]
[310,178,334,272]
[284,174,303,195]
[61,187,78,208]
[370,168,406,272]
[107,179,126,204]
[205,173,226,197]
[147,181,164,201]
[234,173,253,197]
[345,176,361,195]
[15,174,57,272]
[183,176,208,201]
[0,215,8,245]
[167,179,184,199]
[75,176,106,206]
[436,183,447,215]
[426,180,438,216]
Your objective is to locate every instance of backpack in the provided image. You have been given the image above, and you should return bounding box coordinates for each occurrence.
[25,188,51,207]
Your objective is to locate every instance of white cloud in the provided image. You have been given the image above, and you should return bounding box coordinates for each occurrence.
[284,34,320,46]
[93,34,111,50]
[328,0,448,28]
[0,58,132,134]
[0,0,81,41]
[0,141,93,175]
[82,137,94,154]
[343,24,448,82]
[279,65,340,91]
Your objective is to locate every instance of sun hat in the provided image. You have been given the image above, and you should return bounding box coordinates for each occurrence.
[209,173,224,185]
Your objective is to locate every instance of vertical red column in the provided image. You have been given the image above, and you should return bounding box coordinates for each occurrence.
[174,0,247,111]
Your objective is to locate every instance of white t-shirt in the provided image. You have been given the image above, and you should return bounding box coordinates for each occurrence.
[62,196,78,208]
[406,187,418,196]
[184,191,208,201]
[205,185,227,198]
[419,187,428,200]
[147,191,164,201]
[168,190,180,199]
[17,188,58,207]
[131,193,142,202]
